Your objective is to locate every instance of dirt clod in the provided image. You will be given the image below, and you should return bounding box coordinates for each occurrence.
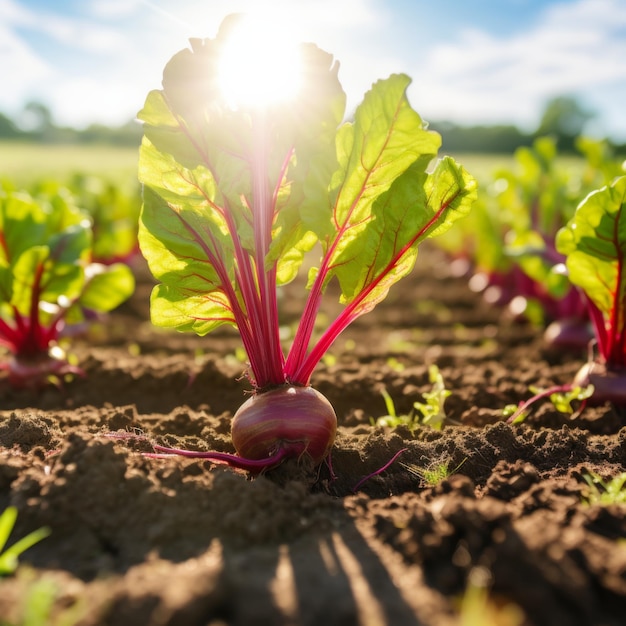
[1,246,624,626]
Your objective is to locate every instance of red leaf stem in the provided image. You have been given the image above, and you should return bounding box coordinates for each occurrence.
[248,112,284,386]
[284,95,408,381]
[291,185,462,385]
[0,317,19,352]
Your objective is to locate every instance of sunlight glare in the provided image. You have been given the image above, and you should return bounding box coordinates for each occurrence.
[217,14,303,110]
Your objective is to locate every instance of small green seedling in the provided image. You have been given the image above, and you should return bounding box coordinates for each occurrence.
[0,576,87,626]
[413,364,451,429]
[582,471,626,506]
[373,364,450,432]
[503,383,594,424]
[400,457,466,487]
[373,386,416,431]
[0,507,50,576]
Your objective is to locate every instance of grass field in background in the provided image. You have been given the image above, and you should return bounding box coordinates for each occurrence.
[0,141,586,190]
[0,141,140,186]
[445,152,586,184]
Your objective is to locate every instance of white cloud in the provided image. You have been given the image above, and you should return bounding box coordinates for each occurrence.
[0,2,54,115]
[2,0,153,124]
[44,74,146,128]
[26,9,127,54]
[411,0,626,138]
[131,0,400,112]
[0,0,31,24]
[3,0,626,140]
[88,0,143,20]
[2,0,130,57]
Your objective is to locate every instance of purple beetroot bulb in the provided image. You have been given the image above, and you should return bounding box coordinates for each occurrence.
[232,385,337,464]
[573,362,626,407]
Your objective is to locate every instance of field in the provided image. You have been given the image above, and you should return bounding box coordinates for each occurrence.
[0,141,589,189]
[1,142,625,626]
[0,141,139,187]
[0,141,533,183]
[442,151,587,183]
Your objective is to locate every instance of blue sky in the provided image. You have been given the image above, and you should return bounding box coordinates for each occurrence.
[2,0,626,140]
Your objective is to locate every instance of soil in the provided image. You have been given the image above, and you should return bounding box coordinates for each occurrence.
[1,244,625,626]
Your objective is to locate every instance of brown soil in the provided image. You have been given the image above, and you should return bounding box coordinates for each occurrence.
[1,245,625,626]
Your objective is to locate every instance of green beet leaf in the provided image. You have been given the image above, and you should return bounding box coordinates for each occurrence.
[138,17,477,388]
[556,175,626,366]
[1,194,90,319]
[314,74,440,293]
[74,263,136,313]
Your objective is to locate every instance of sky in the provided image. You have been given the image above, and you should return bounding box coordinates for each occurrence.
[2,0,626,140]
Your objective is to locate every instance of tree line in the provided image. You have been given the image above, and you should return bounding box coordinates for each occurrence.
[433,96,626,155]
[0,101,142,146]
[1,96,624,154]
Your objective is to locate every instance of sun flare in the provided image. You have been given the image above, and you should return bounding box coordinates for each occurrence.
[217,14,303,110]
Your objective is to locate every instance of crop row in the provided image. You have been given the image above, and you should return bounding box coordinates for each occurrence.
[1,15,626,480]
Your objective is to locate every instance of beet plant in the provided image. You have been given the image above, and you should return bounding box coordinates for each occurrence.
[0,190,135,388]
[506,174,626,422]
[135,15,477,473]
[556,175,626,406]
[437,137,624,350]
[499,137,620,347]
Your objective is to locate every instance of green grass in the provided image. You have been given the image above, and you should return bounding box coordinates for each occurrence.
[446,152,586,183]
[444,153,517,182]
[0,507,50,577]
[0,141,139,186]
[0,144,585,191]
[583,471,626,506]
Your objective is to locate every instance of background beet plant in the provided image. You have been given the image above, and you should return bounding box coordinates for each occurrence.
[556,174,626,406]
[0,189,135,388]
[435,136,624,350]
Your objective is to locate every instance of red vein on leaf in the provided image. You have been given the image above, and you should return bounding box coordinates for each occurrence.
[167,206,263,380]
[285,96,406,380]
[293,185,462,384]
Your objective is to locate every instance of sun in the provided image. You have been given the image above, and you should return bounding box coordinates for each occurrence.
[217,13,303,111]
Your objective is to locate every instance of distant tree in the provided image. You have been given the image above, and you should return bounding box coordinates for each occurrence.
[79,120,142,146]
[19,101,54,134]
[0,112,19,139]
[535,96,595,151]
[432,121,531,154]
[0,106,142,145]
